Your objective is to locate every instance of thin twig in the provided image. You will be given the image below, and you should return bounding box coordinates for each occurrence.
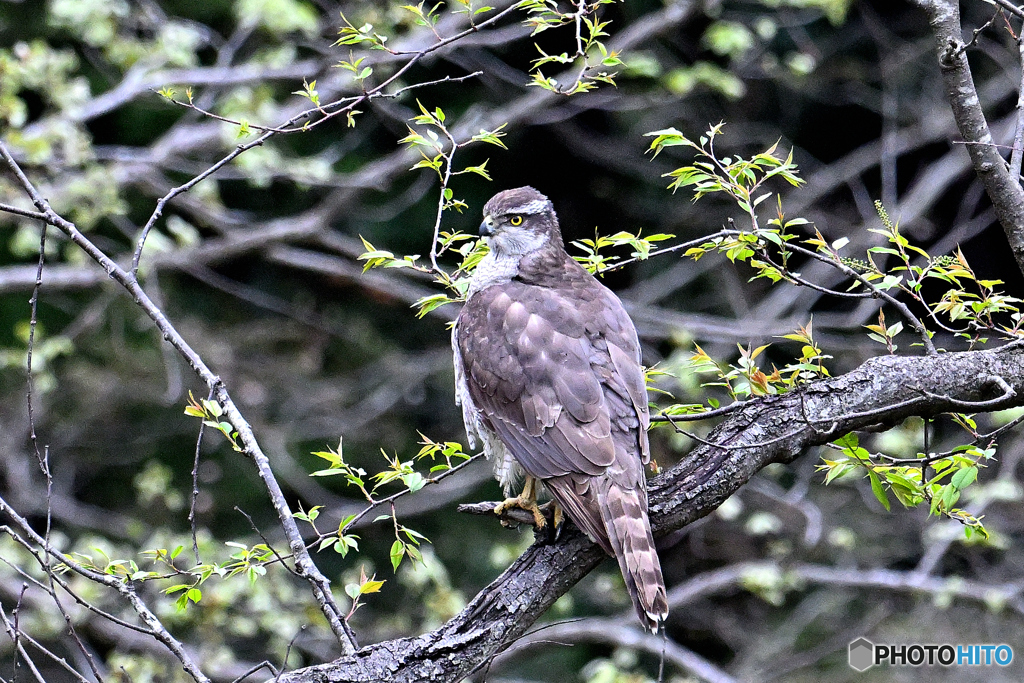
[234,506,300,577]
[0,600,92,683]
[0,499,213,683]
[25,222,45,470]
[4,590,47,683]
[428,127,458,272]
[777,239,938,355]
[0,203,48,222]
[649,400,747,423]
[977,408,1024,441]
[188,389,214,566]
[329,453,486,539]
[921,374,1016,409]
[229,661,278,683]
[1011,29,1024,183]
[663,410,807,452]
[21,222,103,679]
[0,548,158,636]
[600,230,734,273]
[954,8,1003,57]
[126,3,515,275]
[275,626,306,683]
[992,0,1024,20]
[0,140,358,654]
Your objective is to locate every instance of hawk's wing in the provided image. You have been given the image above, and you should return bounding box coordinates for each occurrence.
[456,266,650,534]
[456,274,649,479]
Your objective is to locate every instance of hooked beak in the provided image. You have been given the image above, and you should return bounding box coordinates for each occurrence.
[479,217,494,237]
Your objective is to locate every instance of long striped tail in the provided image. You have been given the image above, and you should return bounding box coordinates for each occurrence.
[599,481,668,632]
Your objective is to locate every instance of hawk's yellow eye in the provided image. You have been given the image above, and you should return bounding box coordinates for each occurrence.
[509,215,523,226]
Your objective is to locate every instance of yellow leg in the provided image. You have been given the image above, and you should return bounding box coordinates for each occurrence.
[494,476,547,529]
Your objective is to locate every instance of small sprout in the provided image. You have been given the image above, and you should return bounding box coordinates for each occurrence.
[292,79,320,107]
[184,392,242,451]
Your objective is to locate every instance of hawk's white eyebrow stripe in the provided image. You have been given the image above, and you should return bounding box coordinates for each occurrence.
[506,199,550,215]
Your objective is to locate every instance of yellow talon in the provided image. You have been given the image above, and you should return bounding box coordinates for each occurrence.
[494,476,547,529]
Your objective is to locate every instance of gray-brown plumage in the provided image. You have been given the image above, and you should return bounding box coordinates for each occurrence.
[453,186,668,631]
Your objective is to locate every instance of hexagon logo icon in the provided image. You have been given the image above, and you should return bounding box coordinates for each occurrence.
[849,637,875,672]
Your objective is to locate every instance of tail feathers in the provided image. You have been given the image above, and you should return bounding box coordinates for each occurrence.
[545,476,612,555]
[599,481,668,632]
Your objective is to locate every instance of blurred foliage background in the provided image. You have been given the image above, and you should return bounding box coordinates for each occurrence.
[1,0,1024,681]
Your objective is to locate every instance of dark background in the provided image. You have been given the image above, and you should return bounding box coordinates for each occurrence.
[1,0,1022,681]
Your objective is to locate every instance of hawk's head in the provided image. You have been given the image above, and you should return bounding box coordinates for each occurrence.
[479,187,560,257]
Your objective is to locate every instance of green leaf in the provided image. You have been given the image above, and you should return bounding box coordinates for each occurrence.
[403,471,425,491]
[643,127,690,157]
[951,466,978,490]
[334,535,358,557]
[867,470,890,511]
[406,544,423,563]
[414,293,454,318]
[390,540,405,571]
[822,460,855,484]
[941,483,960,509]
[402,526,429,543]
[338,513,357,533]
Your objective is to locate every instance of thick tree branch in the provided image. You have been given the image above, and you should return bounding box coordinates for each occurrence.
[279,344,1024,682]
[914,0,1024,273]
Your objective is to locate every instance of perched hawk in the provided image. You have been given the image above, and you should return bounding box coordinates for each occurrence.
[453,186,668,631]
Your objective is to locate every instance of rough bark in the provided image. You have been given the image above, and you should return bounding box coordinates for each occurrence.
[280,344,1024,682]
[913,0,1024,274]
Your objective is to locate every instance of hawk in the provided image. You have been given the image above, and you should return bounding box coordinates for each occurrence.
[452,186,668,631]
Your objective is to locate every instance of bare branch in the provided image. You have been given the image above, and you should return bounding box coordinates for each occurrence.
[914,0,1024,273]
[663,560,1024,615]
[0,141,359,654]
[494,619,739,683]
[0,510,212,683]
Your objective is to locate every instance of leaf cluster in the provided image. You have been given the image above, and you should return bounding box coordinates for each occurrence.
[572,230,675,274]
[184,392,242,452]
[296,435,470,591]
[645,123,1024,542]
[65,540,277,612]
[521,0,623,95]
[819,433,991,538]
[667,319,830,409]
